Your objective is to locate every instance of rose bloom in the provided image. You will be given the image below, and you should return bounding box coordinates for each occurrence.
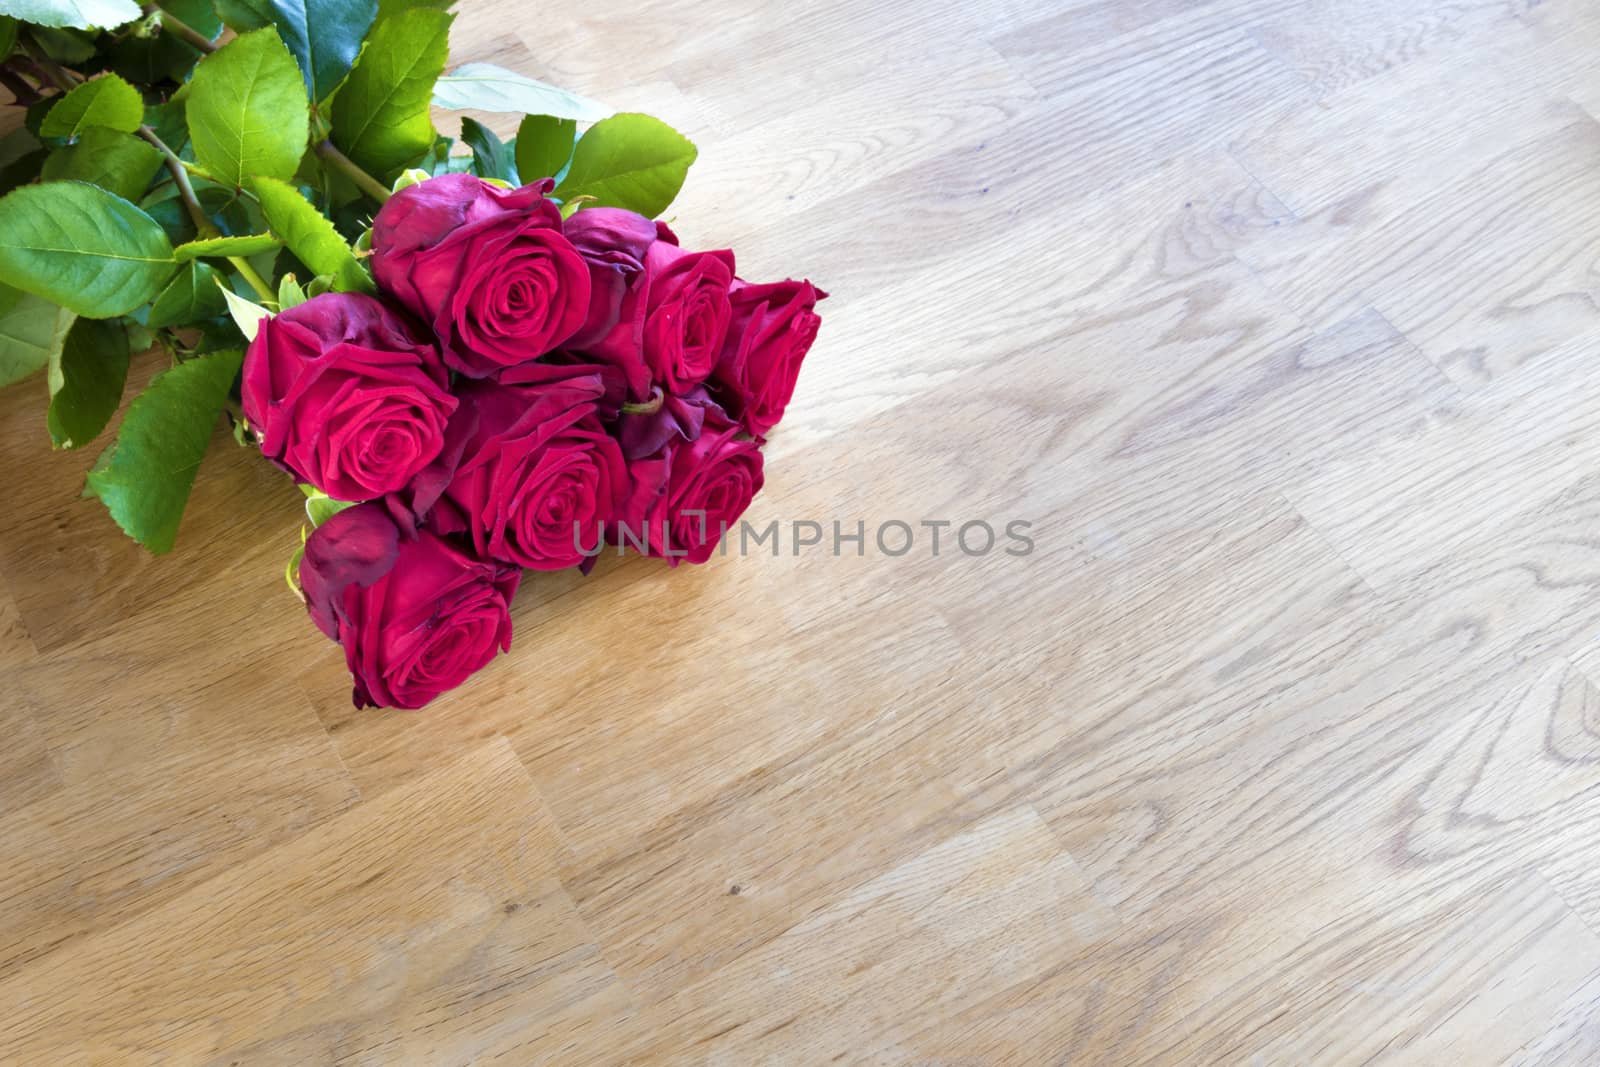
[712,279,825,436]
[421,363,628,571]
[300,503,520,709]
[568,215,735,400]
[241,291,455,501]
[613,388,764,564]
[370,174,591,377]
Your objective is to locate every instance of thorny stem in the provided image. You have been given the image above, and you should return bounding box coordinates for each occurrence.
[150,7,218,54]
[137,125,275,302]
[0,67,40,106]
[315,139,391,204]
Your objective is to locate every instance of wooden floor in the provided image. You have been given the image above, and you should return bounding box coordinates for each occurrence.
[8,0,1600,1062]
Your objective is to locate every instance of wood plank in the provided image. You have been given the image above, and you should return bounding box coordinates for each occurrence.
[0,740,630,1064]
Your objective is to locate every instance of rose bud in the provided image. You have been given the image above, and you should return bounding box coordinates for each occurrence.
[569,216,735,399]
[241,291,455,502]
[420,363,628,571]
[370,174,591,377]
[613,388,764,565]
[300,502,520,709]
[712,279,826,436]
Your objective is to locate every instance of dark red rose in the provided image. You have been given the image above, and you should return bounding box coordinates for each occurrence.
[370,174,591,377]
[241,292,455,502]
[569,217,735,399]
[420,364,628,571]
[712,279,825,436]
[613,388,764,565]
[300,503,520,709]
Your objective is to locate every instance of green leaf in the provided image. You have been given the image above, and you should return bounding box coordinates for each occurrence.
[47,316,129,448]
[0,128,47,197]
[186,28,310,188]
[377,0,450,17]
[553,113,697,219]
[303,487,355,527]
[515,114,576,183]
[2,0,139,30]
[147,260,226,328]
[432,62,611,122]
[461,117,517,185]
[0,182,176,317]
[173,232,282,261]
[39,75,145,139]
[277,272,306,309]
[231,0,377,102]
[109,0,219,85]
[85,347,242,553]
[212,0,271,30]
[0,17,17,59]
[218,281,270,339]
[0,283,74,386]
[40,128,164,202]
[330,7,452,179]
[250,175,372,291]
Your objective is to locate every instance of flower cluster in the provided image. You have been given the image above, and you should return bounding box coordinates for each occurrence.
[241,174,823,709]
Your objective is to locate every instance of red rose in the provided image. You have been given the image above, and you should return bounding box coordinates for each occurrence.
[241,292,455,501]
[571,217,735,399]
[300,503,520,709]
[614,388,764,564]
[712,279,825,436]
[423,363,628,571]
[370,174,591,377]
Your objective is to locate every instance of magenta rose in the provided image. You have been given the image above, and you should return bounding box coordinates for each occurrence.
[241,291,455,502]
[370,174,591,377]
[570,218,735,399]
[712,279,826,436]
[300,503,520,709]
[613,388,764,564]
[419,363,628,571]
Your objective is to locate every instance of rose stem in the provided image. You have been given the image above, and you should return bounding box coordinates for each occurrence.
[314,139,391,204]
[0,67,41,105]
[147,6,218,54]
[137,126,276,302]
[18,36,80,91]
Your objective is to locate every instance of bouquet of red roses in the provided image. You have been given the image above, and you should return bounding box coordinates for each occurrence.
[0,0,823,710]
[247,173,824,707]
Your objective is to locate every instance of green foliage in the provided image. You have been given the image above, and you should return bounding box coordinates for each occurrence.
[186,28,309,188]
[554,113,696,219]
[276,272,307,309]
[84,348,243,553]
[218,282,270,339]
[515,114,576,183]
[461,117,516,184]
[0,6,683,556]
[0,182,176,317]
[47,315,128,448]
[146,261,226,329]
[39,74,144,138]
[2,0,139,30]
[251,175,372,291]
[331,7,452,179]
[302,485,356,526]
[173,232,282,261]
[225,0,377,102]
[40,128,164,201]
[0,282,74,386]
[432,62,609,121]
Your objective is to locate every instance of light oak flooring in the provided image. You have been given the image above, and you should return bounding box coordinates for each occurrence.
[7,0,1600,1062]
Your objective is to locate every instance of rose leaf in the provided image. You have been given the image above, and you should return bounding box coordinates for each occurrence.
[84,348,243,553]
[186,28,310,188]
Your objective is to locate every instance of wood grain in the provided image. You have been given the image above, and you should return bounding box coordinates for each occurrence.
[6,0,1600,1061]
